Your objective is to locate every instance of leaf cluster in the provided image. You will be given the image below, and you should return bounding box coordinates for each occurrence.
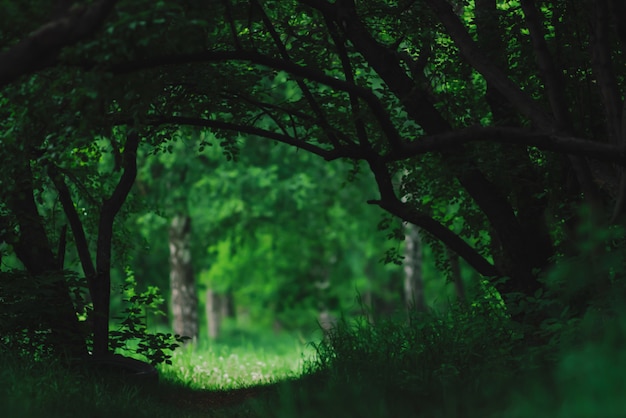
[109,268,189,366]
[0,270,86,359]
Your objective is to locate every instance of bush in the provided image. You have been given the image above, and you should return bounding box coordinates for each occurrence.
[260,302,522,418]
[0,269,87,359]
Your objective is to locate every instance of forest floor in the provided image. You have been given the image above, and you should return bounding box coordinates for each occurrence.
[160,382,278,411]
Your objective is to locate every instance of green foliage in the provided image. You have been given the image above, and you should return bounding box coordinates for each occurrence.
[500,303,626,417]
[110,268,189,365]
[0,351,212,418]
[312,302,516,398]
[0,270,88,359]
[130,134,402,332]
[3,4,626,415]
[251,304,513,418]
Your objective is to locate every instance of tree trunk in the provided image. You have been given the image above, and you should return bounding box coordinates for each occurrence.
[220,290,235,319]
[92,132,139,357]
[318,309,337,339]
[448,249,466,303]
[9,161,86,358]
[205,288,221,340]
[403,223,425,313]
[338,4,546,298]
[168,214,198,341]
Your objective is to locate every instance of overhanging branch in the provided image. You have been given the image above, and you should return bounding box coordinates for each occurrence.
[385,126,626,165]
[47,164,97,294]
[107,50,403,149]
[366,157,499,278]
[0,0,118,87]
[425,0,555,129]
[119,115,370,161]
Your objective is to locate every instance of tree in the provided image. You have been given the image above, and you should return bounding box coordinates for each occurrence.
[0,0,118,87]
[403,223,425,313]
[131,131,396,337]
[113,0,623,324]
[168,214,198,341]
[4,0,626,356]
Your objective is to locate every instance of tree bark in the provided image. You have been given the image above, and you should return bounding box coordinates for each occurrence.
[9,161,85,357]
[403,223,425,313]
[320,1,546,298]
[169,214,199,341]
[448,249,466,303]
[205,289,221,340]
[474,0,553,290]
[92,132,139,357]
[0,0,119,87]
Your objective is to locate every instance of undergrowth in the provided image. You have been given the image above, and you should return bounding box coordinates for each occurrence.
[0,352,186,418]
[256,302,522,418]
[4,297,626,417]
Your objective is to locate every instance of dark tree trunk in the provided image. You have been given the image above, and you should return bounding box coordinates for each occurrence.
[331,1,549,299]
[169,214,198,341]
[92,132,139,357]
[474,0,554,293]
[9,160,86,358]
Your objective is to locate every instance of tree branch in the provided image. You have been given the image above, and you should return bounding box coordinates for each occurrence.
[107,50,404,149]
[324,13,372,149]
[0,0,118,87]
[311,0,450,140]
[93,131,140,357]
[519,1,603,209]
[366,157,499,278]
[519,0,572,130]
[118,115,370,161]
[425,0,555,129]
[386,126,626,165]
[589,0,623,145]
[251,0,342,148]
[47,164,97,294]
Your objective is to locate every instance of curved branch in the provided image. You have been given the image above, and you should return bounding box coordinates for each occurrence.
[324,13,372,149]
[309,0,450,140]
[520,0,572,130]
[47,164,97,294]
[220,0,242,50]
[425,0,555,129]
[251,0,342,148]
[0,0,118,87]
[117,115,370,161]
[107,50,404,148]
[366,157,499,278]
[387,126,626,165]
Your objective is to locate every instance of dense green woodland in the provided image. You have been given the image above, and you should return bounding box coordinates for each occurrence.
[2,0,626,416]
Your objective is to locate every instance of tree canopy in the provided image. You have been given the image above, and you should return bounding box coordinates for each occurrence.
[2,0,626,357]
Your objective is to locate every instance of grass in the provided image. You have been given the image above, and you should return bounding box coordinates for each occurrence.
[157,327,316,390]
[4,304,626,418]
[0,326,316,418]
[0,352,174,418]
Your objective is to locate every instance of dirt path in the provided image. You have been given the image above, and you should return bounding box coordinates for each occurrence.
[160,383,279,413]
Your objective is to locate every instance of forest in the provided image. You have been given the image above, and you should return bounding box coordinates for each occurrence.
[1,0,626,416]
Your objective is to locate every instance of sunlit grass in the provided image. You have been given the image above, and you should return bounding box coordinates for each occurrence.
[0,326,318,418]
[158,332,317,390]
[5,308,626,418]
